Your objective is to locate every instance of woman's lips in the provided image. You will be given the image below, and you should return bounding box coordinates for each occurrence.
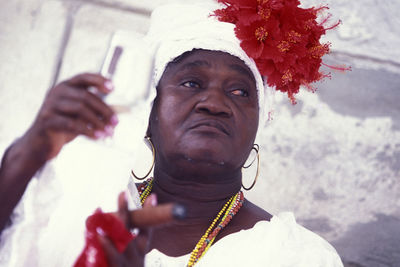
[188,120,230,136]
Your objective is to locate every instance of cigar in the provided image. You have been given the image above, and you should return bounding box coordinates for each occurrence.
[112,203,186,229]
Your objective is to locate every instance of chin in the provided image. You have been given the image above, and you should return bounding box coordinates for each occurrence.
[183,146,226,164]
[158,148,240,182]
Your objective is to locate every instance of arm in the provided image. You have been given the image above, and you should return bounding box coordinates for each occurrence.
[0,73,116,234]
[0,129,50,233]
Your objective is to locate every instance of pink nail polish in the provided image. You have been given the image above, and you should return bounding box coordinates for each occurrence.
[96,227,106,236]
[150,194,157,206]
[94,130,105,139]
[104,125,114,136]
[104,81,114,91]
[110,115,119,126]
[94,208,102,213]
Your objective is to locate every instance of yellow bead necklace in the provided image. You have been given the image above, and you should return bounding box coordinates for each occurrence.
[137,178,244,266]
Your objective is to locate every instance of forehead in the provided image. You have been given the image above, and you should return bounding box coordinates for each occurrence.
[162,49,256,83]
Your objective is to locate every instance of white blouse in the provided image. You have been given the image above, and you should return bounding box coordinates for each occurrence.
[0,134,343,267]
[145,213,343,267]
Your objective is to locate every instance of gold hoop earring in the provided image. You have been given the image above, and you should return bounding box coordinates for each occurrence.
[241,144,260,191]
[131,136,155,180]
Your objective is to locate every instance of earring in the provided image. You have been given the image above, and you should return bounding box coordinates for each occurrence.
[241,144,260,191]
[131,136,155,180]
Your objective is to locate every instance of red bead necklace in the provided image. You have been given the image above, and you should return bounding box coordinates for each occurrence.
[138,178,244,266]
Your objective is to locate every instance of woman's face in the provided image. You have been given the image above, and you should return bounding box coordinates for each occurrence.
[149,50,259,180]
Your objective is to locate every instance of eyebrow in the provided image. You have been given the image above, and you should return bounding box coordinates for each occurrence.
[175,59,255,84]
[229,64,255,82]
[177,60,211,72]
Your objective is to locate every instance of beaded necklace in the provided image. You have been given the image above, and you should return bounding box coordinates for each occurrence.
[137,178,244,266]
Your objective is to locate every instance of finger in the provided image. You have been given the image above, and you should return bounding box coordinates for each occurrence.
[97,229,124,267]
[143,193,158,208]
[109,204,177,228]
[54,98,108,131]
[66,73,114,94]
[45,113,96,138]
[61,88,117,126]
[121,233,147,267]
[117,192,130,229]
[127,203,186,228]
[124,229,149,262]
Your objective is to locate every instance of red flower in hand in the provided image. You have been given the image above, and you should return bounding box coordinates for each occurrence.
[74,209,135,267]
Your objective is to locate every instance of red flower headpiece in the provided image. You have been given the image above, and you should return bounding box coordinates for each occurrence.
[214,0,350,104]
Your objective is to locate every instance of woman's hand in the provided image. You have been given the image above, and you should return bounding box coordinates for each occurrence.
[25,73,117,160]
[0,73,117,233]
[97,194,156,267]
[97,193,186,267]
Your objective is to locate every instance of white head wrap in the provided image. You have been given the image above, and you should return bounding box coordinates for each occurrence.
[135,1,272,141]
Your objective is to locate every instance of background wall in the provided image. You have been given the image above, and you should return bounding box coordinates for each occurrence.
[0,0,399,266]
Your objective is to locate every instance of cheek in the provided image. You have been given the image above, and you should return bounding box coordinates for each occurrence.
[158,94,184,129]
[234,109,259,160]
[238,107,259,140]
[151,94,188,148]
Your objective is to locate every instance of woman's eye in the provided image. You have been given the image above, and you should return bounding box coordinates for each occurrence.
[182,81,200,88]
[231,89,249,97]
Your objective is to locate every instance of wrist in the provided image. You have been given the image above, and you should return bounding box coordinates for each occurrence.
[3,128,51,180]
[21,125,53,162]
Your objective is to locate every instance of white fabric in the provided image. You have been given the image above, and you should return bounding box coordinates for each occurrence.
[145,213,343,267]
[146,2,266,107]
[0,114,343,266]
[137,2,274,142]
[101,1,274,149]
[0,116,343,266]
[0,155,343,267]
[0,113,144,267]
[0,161,343,267]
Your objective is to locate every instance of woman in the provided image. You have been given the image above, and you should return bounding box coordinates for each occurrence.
[0,1,344,266]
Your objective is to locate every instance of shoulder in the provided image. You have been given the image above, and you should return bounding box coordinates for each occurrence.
[213,210,343,267]
[234,199,273,225]
[203,211,343,266]
[238,199,273,223]
[218,199,272,240]
[255,212,344,266]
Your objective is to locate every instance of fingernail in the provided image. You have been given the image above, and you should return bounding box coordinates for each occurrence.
[150,194,157,206]
[119,191,128,203]
[94,130,106,139]
[104,125,114,137]
[172,204,187,220]
[96,227,106,236]
[110,115,119,126]
[104,80,114,91]
[95,208,103,213]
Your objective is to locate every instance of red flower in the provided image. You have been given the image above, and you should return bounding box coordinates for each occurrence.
[214,0,350,105]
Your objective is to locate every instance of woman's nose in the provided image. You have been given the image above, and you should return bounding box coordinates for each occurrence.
[194,88,232,117]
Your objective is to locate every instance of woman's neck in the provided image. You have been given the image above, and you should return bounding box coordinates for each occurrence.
[147,166,243,256]
[152,166,242,222]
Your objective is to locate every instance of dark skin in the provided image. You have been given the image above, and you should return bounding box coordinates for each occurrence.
[0,50,272,266]
[0,73,117,233]
[101,50,272,266]
[146,50,272,256]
